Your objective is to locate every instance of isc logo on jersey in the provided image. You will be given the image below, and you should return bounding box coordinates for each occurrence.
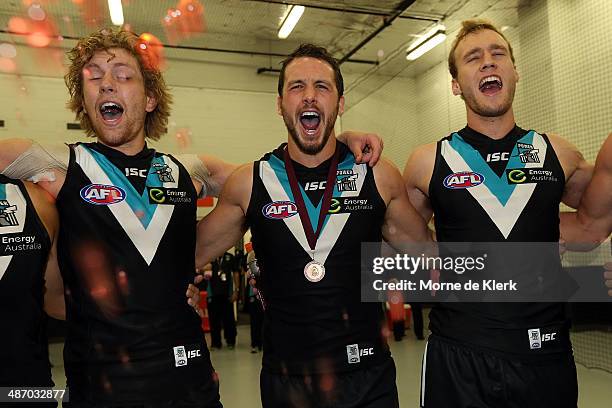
[262,201,298,219]
[443,172,485,189]
[80,184,126,205]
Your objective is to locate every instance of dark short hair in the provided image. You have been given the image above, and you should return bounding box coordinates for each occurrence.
[278,43,344,97]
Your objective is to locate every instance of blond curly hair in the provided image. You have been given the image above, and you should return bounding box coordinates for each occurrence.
[65,29,172,140]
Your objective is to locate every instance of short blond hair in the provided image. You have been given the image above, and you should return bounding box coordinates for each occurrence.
[65,29,172,140]
[448,19,515,79]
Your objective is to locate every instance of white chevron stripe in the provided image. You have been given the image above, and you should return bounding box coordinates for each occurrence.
[259,160,367,264]
[74,146,177,265]
[441,133,548,239]
[0,256,11,281]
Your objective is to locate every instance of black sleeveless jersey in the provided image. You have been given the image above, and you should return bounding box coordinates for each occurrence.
[56,143,211,402]
[247,142,389,374]
[428,126,571,357]
[0,176,52,386]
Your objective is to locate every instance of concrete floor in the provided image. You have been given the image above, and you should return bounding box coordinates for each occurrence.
[49,327,612,407]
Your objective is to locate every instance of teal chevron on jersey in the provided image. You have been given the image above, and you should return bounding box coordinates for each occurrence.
[267,150,357,235]
[86,146,163,228]
[448,131,536,205]
[442,131,548,238]
[74,144,178,265]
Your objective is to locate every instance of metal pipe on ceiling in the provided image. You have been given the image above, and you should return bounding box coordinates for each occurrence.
[0,29,379,64]
[338,0,418,65]
[246,0,441,22]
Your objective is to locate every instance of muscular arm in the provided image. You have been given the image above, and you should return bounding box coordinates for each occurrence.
[195,164,252,268]
[195,154,238,197]
[176,153,237,198]
[0,139,67,198]
[548,133,594,208]
[560,134,612,248]
[0,138,34,172]
[374,158,432,246]
[24,182,65,320]
[402,143,436,223]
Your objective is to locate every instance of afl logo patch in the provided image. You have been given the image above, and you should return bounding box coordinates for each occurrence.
[262,201,298,219]
[443,172,485,189]
[80,184,126,205]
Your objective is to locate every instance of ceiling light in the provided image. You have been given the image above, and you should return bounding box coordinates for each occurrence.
[108,0,124,26]
[278,5,305,39]
[406,24,446,61]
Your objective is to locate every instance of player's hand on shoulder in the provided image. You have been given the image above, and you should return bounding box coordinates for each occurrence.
[339,130,383,167]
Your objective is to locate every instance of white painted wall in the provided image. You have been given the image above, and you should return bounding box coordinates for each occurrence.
[341,0,610,169]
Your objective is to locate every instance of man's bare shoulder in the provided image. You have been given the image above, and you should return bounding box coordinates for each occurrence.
[372,157,408,204]
[546,132,578,151]
[221,162,254,208]
[229,162,254,182]
[596,134,612,170]
[23,181,58,237]
[403,142,437,187]
[412,142,438,156]
[0,138,34,170]
[373,157,402,183]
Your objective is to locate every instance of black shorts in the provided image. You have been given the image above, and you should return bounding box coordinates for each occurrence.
[63,371,222,408]
[260,358,399,408]
[420,334,578,408]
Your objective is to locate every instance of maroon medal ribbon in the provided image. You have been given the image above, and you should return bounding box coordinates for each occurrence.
[283,144,340,251]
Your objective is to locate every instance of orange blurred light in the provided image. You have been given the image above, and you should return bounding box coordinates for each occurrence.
[162,1,206,45]
[174,127,192,149]
[8,17,29,34]
[178,0,206,34]
[116,270,130,295]
[28,31,52,48]
[75,0,103,27]
[136,32,166,71]
[0,58,17,73]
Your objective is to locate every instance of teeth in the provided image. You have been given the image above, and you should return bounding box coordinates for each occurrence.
[479,76,502,87]
[100,102,122,111]
[301,111,320,119]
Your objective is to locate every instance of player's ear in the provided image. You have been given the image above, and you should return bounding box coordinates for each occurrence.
[452,78,462,96]
[276,96,283,116]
